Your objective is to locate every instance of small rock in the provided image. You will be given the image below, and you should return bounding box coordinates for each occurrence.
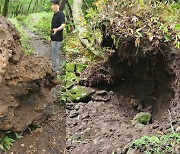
[137,104,143,112]
[109,90,114,96]
[69,111,79,118]
[132,112,152,125]
[72,121,78,126]
[91,90,111,102]
[122,143,131,153]
[135,123,144,130]
[176,126,180,133]
[127,148,136,154]
[33,127,43,134]
[144,106,153,113]
[66,103,75,110]
[151,125,159,129]
[81,112,89,120]
[130,99,140,109]
[21,144,25,147]
[174,145,180,154]
[74,105,80,111]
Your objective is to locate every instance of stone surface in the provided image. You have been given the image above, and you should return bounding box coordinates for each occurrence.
[66,85,95,102]
[69,111,79,118]
[176,126,180,133]
[132,112,152,125]
[91,90,111,102]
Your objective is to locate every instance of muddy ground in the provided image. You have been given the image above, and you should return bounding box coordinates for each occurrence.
[0,15,66,154]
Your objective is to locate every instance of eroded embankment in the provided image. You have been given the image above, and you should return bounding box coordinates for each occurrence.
[0,15,58,133]
[80,46,179,121]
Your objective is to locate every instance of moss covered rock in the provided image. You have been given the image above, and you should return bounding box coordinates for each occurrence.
[132,112,152,125]
[66,85,95,102]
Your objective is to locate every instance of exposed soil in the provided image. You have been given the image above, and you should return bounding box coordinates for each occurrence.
[66,46,180,153]
[10,102,66,154]
[0,15,66,153]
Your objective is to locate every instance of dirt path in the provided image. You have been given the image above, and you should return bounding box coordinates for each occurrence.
[9,27,66,154]
[23,27,51,57]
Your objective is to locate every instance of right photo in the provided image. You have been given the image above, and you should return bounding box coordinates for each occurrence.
[65,0,180,154]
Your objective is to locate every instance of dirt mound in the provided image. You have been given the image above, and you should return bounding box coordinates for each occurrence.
[0,15,57,132]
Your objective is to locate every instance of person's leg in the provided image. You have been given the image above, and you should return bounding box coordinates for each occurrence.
[56,41,62,73]
[51,41,62,73]
[58,41,66,75]
[51,41,57,71]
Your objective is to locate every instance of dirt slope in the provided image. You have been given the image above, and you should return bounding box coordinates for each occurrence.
[0,15,66,153]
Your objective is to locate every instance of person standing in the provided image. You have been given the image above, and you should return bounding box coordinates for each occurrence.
[50,0,66,75]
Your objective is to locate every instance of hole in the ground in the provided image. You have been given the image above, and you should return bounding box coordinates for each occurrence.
[107,52,175,121]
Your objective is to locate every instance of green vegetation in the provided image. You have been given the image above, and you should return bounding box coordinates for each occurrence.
[9,18,34,55]
[0,136,15,151]
[20,12,53,41]
[130,132,180,153]
[65,85,94,102]
[84,0,180,61]
[1,0,51,17]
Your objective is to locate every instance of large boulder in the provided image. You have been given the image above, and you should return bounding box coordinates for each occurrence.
[0,15,57,132]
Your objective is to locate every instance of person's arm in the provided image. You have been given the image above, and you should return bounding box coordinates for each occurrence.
[52,23,66,35]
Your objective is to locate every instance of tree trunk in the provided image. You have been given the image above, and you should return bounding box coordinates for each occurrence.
[72,0,91,49]
[65,1,75,31]
[2,0,10,17]
[59,0,67,11]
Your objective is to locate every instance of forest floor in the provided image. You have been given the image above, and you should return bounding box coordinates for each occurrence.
[8,27,66,154]
[66,83,177,154]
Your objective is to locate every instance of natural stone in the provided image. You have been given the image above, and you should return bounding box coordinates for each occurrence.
[176,126,180,133]
[132,112,152,125]
[69,111,79,118]
[66,103,75,110]
[91,90,111,102]
[66,85,95,102]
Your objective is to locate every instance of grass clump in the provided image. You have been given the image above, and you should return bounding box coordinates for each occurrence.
[0,136,15,151]
[9,18,34,55]
[130,132,180,153]
[20,12,53,41]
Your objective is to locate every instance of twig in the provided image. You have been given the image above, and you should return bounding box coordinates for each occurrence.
[45,121,55,129]
[168,109,175,133]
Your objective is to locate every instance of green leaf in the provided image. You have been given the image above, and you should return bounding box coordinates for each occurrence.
[174,24,180,30]
[136,31,143,38]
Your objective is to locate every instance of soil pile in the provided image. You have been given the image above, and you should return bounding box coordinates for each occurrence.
[0,15,57,132]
